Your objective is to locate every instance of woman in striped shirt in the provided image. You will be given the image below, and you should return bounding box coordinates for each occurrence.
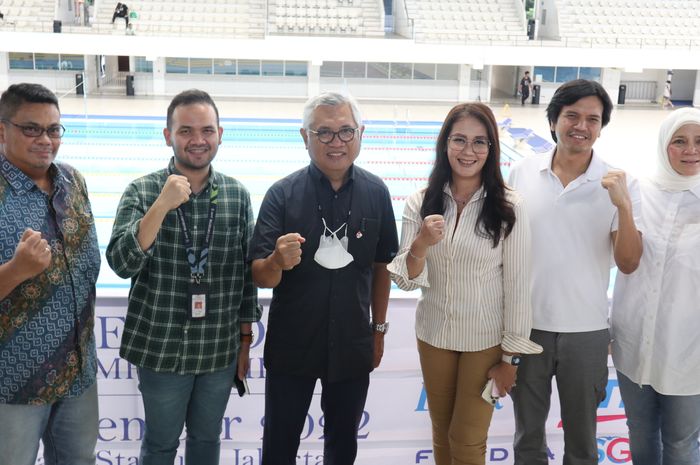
[388,102,541,465]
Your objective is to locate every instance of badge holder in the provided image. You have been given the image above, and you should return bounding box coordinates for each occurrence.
[188,275,208,320]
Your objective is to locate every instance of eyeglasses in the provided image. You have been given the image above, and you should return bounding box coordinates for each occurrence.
[308,127,359,144]
[447,136,491,154]
[1,120,66,139]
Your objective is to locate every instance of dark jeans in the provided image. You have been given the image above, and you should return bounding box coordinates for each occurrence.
[511,329,610,465]
[261,370,370,465]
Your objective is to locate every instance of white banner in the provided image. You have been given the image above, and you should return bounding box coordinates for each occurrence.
[74,297,632,465]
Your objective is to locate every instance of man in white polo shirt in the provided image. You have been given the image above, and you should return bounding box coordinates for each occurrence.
[508,79,643,465]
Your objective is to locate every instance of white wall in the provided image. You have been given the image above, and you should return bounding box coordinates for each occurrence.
[164,75,308,98]
[670,69,697,102]
[319,78,459,101]
[536,0,559,39]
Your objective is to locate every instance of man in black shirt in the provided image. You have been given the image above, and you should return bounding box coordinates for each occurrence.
[111,2,129,27]
[520,70,532,105]
[249,92,398,465]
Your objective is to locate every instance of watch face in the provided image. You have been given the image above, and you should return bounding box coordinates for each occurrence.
[511,355,522,366]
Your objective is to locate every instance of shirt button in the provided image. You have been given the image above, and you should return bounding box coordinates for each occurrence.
[334,194,338,199]
[184,329,188,334]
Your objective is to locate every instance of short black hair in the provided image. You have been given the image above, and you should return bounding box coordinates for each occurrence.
[546,79,612,142]
[0,83,59,121]
[166,89,219,130]
[524,71,530,74]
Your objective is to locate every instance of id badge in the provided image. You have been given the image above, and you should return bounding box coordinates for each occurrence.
[188,281,208,319]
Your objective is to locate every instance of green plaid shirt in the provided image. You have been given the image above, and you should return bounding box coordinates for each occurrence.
[106,160,260,374]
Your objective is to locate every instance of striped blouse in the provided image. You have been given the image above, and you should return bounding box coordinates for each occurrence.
[388,184,542,354]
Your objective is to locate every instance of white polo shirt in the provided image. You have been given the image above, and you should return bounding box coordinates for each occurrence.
[612,182,700,395]
[508,150,642,333]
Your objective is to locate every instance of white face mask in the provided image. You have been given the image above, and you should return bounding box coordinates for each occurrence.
[314,218,354,270]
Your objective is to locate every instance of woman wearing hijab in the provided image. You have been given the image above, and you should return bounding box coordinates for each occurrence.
[388,102,541,465]
[611,107,700,465]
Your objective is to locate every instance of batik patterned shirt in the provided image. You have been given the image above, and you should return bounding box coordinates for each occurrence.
[0,155,100,404]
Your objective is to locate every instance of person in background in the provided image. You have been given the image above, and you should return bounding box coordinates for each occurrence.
[0,83,101,465]
[612,107,700,465]
[520,71,532,106]
[107,89,260,465]
[388,102,541,465]
[508,79,643,465]
[111,2,129,27]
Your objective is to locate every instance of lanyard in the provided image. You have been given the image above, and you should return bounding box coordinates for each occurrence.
[168,164,219,284]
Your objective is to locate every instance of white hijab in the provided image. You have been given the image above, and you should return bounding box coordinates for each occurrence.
[651,107,700,191]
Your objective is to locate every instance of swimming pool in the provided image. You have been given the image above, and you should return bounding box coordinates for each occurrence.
[59,115,523,293]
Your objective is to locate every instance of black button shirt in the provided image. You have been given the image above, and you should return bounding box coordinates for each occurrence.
[249,163,398,382]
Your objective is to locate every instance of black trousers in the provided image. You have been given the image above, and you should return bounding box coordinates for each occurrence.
[112,11,128,25]
[261,369,370,465]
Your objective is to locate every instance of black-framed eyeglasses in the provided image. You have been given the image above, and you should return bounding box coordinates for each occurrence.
[308,127,359,144]
[1,120,66,139]
[447,136,491,154]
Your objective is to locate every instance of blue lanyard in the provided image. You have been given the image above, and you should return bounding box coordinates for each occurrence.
[168,162,219,284]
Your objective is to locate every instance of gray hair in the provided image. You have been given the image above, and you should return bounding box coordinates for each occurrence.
[302,92,362,130]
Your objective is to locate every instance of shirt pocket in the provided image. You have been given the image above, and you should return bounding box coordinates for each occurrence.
[210,226,241,268]
[675,223,700,270]
[349,217,380,268]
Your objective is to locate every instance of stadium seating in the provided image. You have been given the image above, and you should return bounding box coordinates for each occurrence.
[403,0,529,45]
[556,0,700,48]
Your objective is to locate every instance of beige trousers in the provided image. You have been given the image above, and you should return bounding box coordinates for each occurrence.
[418,339,502,465]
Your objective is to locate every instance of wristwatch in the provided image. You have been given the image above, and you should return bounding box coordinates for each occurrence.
[502,354,521,366]
[371,322,390,334]
[240,332,254,344]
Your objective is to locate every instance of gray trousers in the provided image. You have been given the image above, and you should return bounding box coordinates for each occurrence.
[511,329,610,465]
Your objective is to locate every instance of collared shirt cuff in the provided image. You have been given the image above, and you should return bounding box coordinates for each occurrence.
[502,332,543,355]
[126,219,154,260]
[387,251,430,291]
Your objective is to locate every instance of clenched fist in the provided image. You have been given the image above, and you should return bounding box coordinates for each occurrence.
[417,214,446,247]
[13,228,52,280]
[272,233,306,271]
[601,170,632,210]
[156,175,192,211]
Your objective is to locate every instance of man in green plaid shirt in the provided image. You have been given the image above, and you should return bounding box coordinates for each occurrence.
[106,89,260,465]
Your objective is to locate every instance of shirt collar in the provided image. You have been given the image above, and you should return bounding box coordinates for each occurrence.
[308,162,355,191]
[690,184,700,199]
[0,154,68,195]
[442,183,486,203]
[167,156,217,190]
[540,148,607,181]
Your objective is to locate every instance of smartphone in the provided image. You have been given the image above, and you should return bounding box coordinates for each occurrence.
[234,375,250,397]
[481,378,499,406]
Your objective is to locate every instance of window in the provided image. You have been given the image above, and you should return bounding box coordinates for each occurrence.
[238,60,261,76]
[190,58,213,75]
[344,62,366,78]
[285,61,307,76]
[555,67,577,83]
[413,63,435,80]
[262,61,284,76]
[165,57,188,74]
[579,67,601,81]
[34,53,59,70]
[59,54,84,71]
[9,52,33,70]
[390,63,412,79]
[135,57,153,73]
[214,59,236,75]
[367,62,389,79]
[320,61,343,77]
[533,66,555,82]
